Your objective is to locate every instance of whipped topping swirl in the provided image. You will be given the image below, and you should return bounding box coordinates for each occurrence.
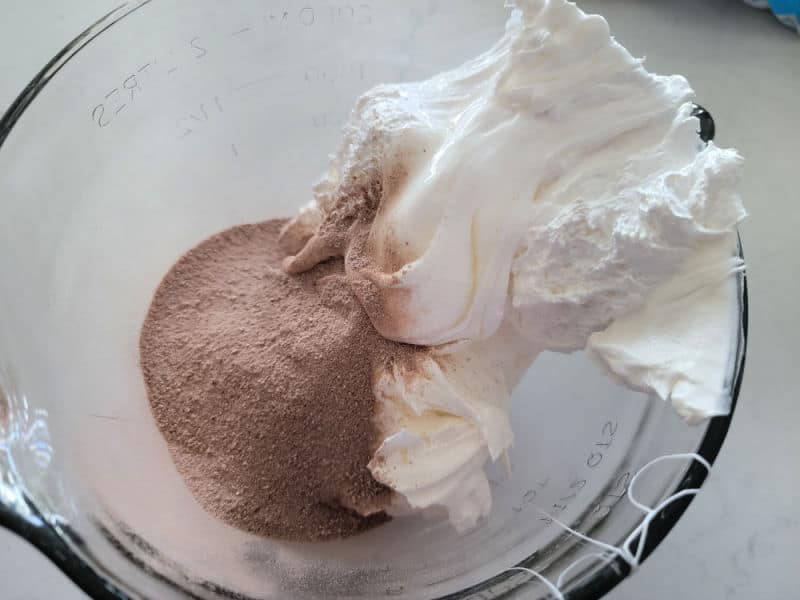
[281,0,746,531]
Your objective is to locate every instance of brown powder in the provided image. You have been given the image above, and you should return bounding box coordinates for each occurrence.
[278,160,416,341]
[140,219,419,542]
[279,174,384,276]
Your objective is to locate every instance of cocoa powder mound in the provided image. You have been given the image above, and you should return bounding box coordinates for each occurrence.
[140,219,415,542]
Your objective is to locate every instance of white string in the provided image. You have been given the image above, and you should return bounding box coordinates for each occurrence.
[505,567,565,600]
[500,452,711,597]
[534,507,629,562]
[555,551,613,588]
[626,453,711,514]
[623,487,702,564]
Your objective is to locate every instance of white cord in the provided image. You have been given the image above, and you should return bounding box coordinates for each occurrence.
[555,551,613,588]
[500,452,711,597]
[626,453,711,514]
[505,567,565,600]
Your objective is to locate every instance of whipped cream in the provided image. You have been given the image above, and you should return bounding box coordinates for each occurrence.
[588,234,745,425]
[283,0,746,531]
[368,319,537,532]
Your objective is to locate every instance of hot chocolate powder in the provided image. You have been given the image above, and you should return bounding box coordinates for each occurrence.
[140,219,414,542]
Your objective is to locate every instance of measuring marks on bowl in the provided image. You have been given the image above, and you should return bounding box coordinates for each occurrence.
[504,419,631,532]
[88,38,211,130]
[90,64,150,129]
[494,453,711,600]
[86,3,378,159]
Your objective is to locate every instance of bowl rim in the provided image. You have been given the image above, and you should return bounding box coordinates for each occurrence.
[0,3,748,599]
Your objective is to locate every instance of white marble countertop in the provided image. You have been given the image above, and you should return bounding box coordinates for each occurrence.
[1,1,798,598]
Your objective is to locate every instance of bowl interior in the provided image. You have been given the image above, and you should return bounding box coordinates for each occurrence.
[0,2,743,598]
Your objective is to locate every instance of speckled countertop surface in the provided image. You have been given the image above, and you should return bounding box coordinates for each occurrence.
[1,1,798,598]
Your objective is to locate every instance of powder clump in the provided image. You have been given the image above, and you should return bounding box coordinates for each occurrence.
[140,219,418,542]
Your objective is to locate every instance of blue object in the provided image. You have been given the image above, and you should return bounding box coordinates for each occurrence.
[743,0,800,32]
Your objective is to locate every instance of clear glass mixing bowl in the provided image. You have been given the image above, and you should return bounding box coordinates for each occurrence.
[0,2,746,599]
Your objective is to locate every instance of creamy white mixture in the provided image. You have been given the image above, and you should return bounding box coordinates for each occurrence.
[285,0,746,531]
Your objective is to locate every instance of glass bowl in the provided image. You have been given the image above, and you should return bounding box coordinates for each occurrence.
[0,1,747,599]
